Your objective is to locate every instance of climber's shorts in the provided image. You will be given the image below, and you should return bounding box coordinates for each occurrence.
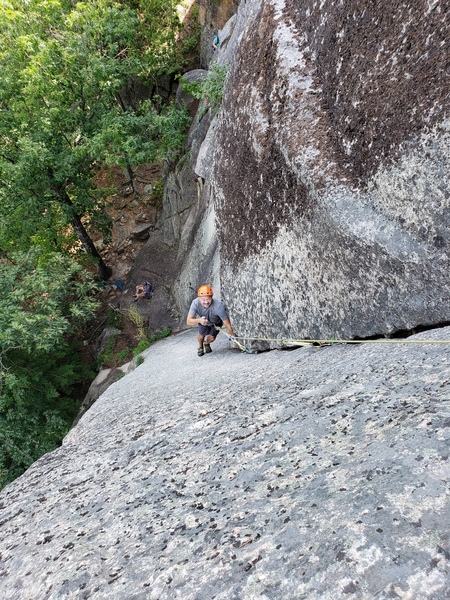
[198,324,220,338]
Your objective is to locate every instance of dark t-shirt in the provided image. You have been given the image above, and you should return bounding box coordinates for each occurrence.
[188,298,228,326]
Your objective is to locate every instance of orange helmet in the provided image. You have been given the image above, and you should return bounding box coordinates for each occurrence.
[197,284,213,297]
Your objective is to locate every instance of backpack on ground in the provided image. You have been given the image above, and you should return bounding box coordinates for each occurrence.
[144,281,153,298]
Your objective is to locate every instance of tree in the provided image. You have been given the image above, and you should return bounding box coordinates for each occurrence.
[0,0,190,278]
[0,247,100,488]
[180,62,230,113]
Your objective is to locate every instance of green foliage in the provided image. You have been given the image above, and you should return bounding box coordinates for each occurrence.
[0,0,190,262]
[96,334,120,368]
[117,348,132,363]
[0,342,92,488]
[0,249,99,356]
[96,336,135,369]
[132,327,170,357]
[0,248,99,489]
[0,0,191,490]
[107,307,124,329]
[150,327,171,342]
[149,178,164,207]
[182,27,201,57]
[180,63,229,112]
[180,5,201,65]
[87,99,191,168]
[132,339,151,356]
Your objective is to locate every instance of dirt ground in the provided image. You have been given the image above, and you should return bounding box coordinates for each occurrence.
[93,162,163,276]
[81,163,165,371]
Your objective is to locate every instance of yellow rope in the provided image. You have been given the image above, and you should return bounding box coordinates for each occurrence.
[219,328,450,352]
[232,335,450,346]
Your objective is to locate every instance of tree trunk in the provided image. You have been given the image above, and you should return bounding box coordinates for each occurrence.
[125,160,138,195]
[115,95,138,195]
[58,189,112,281]
[70,212,112,281]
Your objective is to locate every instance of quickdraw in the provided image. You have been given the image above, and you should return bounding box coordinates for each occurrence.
[225,333,251,353]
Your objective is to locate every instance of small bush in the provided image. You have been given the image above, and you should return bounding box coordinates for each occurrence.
[107,307,123,328]
[117,348,132,363]
[97,335,117,367]
[150,327,171,342]
[133,339,151,357]
[132,328,171,358]
[149,178,164,208]
[180,63,229,113]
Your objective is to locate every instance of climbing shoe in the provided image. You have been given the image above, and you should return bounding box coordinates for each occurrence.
[204,344,212,354]
[197,347,205,357]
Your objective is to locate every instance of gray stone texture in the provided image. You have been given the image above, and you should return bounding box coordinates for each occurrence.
[162,98,221,316]
[1,326,450,598]
[175,68,208,110]
[198,0,240,68]
[130,223,153,240]
[125,0,450,341]
[125,78,220,333]
[204,0,450,341]
[120,230,181,335]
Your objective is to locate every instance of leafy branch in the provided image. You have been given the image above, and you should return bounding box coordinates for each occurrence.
[180,62,229,112]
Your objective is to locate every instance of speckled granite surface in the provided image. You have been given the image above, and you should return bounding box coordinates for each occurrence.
[1,327,449,599]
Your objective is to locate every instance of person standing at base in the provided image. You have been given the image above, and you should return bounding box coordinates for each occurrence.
[187,284,236,357]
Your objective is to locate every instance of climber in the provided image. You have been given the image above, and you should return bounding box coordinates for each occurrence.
[212,35,220,51]
[186,284,236,357]
[133,281,153,301]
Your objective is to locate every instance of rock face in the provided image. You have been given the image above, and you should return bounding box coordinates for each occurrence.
[161,100,222,318]
[121,230,181,333]
[125,79,219,333]
[1,327,450,598]
[127,0,450,342]
[183,0,450,343]
[197,0,240,67]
